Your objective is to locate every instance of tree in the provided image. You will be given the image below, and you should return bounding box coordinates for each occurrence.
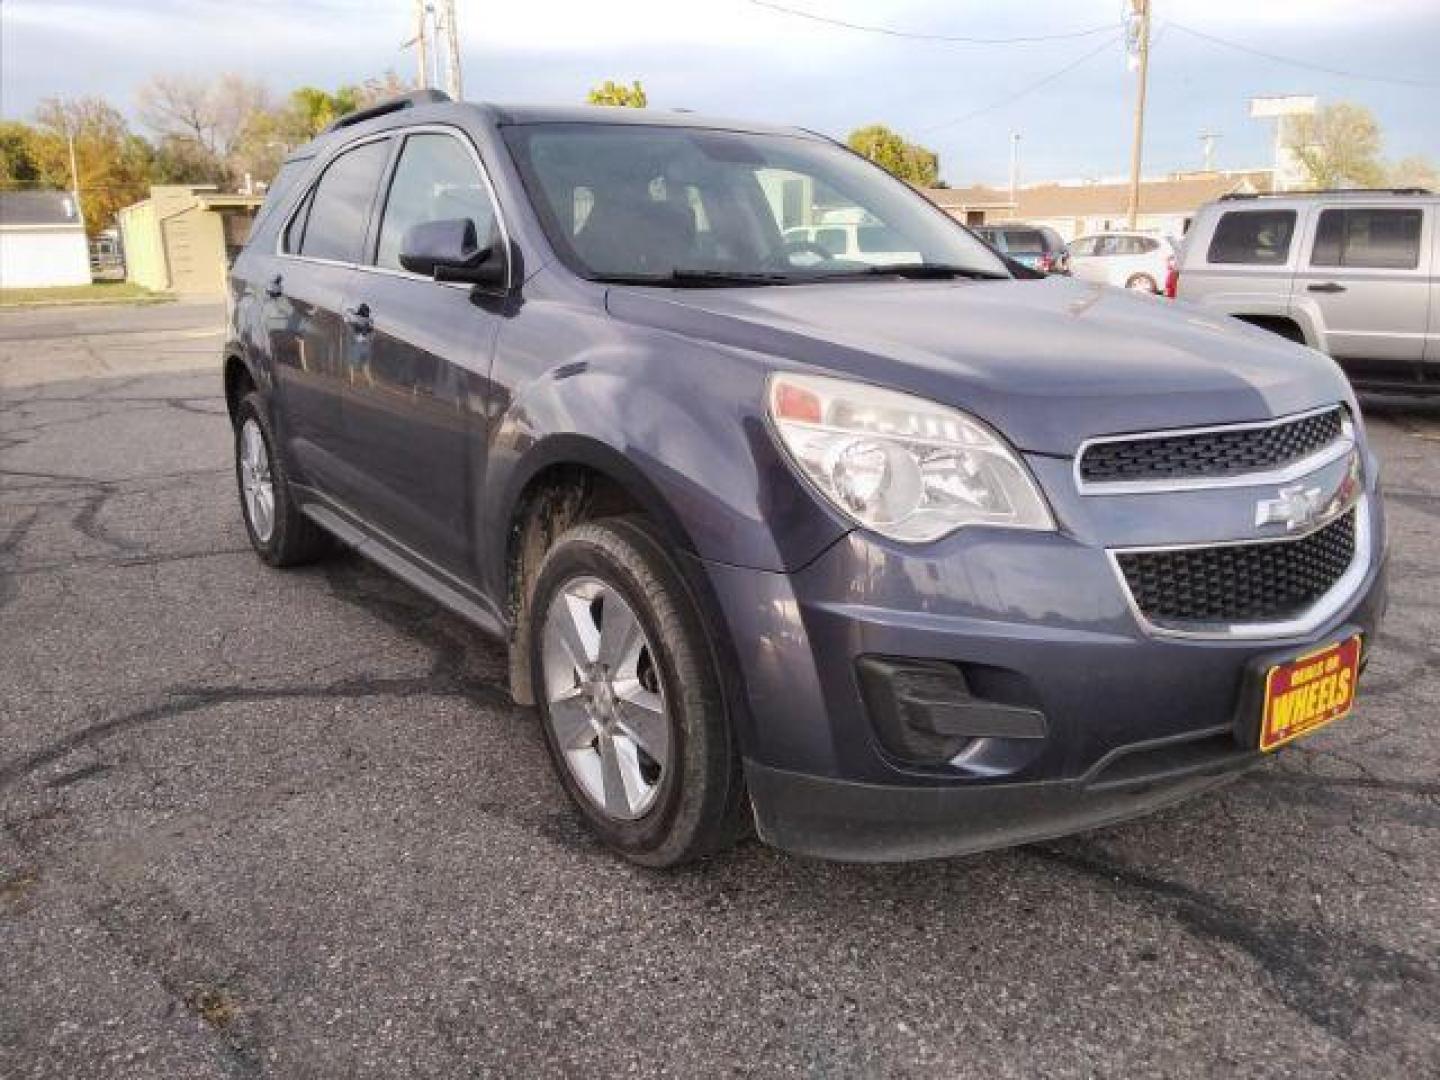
[354,70,414,109]
[1389,155,1439,191]
[136,73,273,184]
[0,121,43,189]
[284,86,361,139]
[846,124,939,187]
[28,97,153,234]
[1285,103,1385,189]
[587,80,647,108]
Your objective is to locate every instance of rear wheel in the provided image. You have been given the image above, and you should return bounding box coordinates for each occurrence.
[1126,273,1158,293]
[529,516,746,866]
[234,392,329,567]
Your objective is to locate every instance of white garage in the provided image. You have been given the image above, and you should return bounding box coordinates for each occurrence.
[0,191,91,289]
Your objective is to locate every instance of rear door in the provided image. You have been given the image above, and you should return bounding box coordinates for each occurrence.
[1068,236,1109,285]
[269,136,392,501]
[1429,203,1440,368]
[1180,206,1301,321]
[340,127,507,578]
[1295,203,1431,380]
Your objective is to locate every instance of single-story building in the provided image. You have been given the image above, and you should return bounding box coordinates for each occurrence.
[924,170,1273,241]
[117,185,263,296]
[0,191,91,289]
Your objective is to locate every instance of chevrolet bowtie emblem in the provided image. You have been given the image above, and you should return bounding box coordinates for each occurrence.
[1255,483,1326,532]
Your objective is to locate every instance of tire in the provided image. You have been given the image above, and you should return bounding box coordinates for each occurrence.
[1126,273,1158,293]
[233,392,330,567]
[528,515,747,866]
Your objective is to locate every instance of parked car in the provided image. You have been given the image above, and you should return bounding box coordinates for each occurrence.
[1176,189,1438,392]
[782,218,922,266]
[1065,231,1177,293]
[225,92,1387,866]
[973,224,1067,273]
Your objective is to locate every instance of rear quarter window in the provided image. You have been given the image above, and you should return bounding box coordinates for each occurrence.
[1206,209,1297,265]
[252,158,311,236]
[1002,230,1044,254]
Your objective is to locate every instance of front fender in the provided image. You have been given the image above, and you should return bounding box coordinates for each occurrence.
[482,335,849,585]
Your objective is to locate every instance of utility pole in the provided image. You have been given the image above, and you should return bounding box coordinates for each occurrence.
[441,0,463,100]
[64,120,84,226]
[414,0,432,89]
[1008,132,1021,208]
[1200,131,1218,172]
[1125,0,1151,229]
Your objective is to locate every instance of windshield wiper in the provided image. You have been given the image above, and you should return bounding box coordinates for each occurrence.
[593,269,796,288]
[817,263,1011,281]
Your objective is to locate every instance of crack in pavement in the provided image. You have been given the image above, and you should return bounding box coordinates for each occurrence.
[1029,844,1440,1045]
[0,673,517,792]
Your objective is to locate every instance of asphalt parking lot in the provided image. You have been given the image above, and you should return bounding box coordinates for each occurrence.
[2,302,1438,1078]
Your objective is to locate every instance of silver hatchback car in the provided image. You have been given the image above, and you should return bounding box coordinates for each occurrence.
[1176,189,1439,392]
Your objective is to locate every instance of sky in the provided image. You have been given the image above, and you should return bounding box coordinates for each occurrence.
[2,0,1438,187]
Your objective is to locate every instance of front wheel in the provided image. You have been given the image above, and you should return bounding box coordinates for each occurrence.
[529,516,747,866]
[1126,273,1159,293]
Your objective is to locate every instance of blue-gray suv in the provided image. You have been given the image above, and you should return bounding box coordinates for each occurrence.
[223,92,1387,865]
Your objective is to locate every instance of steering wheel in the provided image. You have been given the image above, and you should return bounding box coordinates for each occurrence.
[773,239,835,269]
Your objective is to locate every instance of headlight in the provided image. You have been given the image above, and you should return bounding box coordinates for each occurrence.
[767,373,1055,543]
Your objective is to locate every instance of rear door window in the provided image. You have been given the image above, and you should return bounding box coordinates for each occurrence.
[1310,208,1423,270]
[374,132,497,271]
[1206,209,1296,265]
[296,139,391,264]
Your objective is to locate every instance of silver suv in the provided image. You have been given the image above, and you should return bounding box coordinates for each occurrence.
[1176,189,1438,392]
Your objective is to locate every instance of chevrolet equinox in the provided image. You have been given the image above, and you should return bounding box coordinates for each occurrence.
[223,92,1388,865]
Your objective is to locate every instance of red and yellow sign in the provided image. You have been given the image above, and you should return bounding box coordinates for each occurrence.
[1259,636,1362,752]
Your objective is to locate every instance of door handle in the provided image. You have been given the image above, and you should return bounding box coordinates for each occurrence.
[1308,282,1347,294]
[342,303,373,335]
[264,274,283,299]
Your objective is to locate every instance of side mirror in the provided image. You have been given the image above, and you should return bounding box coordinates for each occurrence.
[398,218,508,290]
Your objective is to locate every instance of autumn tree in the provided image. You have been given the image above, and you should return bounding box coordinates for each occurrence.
[587,80,648,108]
[1285,103,1385,189]
[0,121,44,189]
[27,98,153,234]
[847,124,939,187]
[1389,155,1439,191]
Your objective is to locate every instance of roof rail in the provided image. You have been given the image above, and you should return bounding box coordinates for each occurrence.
[1220,187,1432,200]
[321,89,452,134]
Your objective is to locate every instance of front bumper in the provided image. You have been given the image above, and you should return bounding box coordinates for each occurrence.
[698,489,1389,863]
[747,750,1260,863]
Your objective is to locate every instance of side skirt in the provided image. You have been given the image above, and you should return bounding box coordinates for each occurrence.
[297,490,508,642]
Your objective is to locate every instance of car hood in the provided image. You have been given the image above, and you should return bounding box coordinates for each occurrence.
[605,276,1350,456]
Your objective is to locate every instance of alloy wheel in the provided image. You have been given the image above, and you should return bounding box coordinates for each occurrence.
[239,418,276,543]
[540,576,671,821]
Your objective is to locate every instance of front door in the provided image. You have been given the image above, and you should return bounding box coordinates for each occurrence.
[1295,204,1431,382]
[340,129,505,578]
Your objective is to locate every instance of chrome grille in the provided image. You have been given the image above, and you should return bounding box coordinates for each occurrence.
[1080,407,1346,485]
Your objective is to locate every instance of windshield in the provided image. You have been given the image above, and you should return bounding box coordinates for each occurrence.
[502,123,1009,284]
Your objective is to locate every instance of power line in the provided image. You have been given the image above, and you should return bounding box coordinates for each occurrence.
[745,0,1119,45]
[919,32,1123,133]
[1169,22,1440,89]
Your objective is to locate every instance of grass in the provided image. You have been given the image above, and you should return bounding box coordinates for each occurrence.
[0,281,172,307]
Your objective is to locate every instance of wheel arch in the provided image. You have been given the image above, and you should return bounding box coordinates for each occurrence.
[1229,312,1310,346]
[494,436,753,753]
[223,349,260,426]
